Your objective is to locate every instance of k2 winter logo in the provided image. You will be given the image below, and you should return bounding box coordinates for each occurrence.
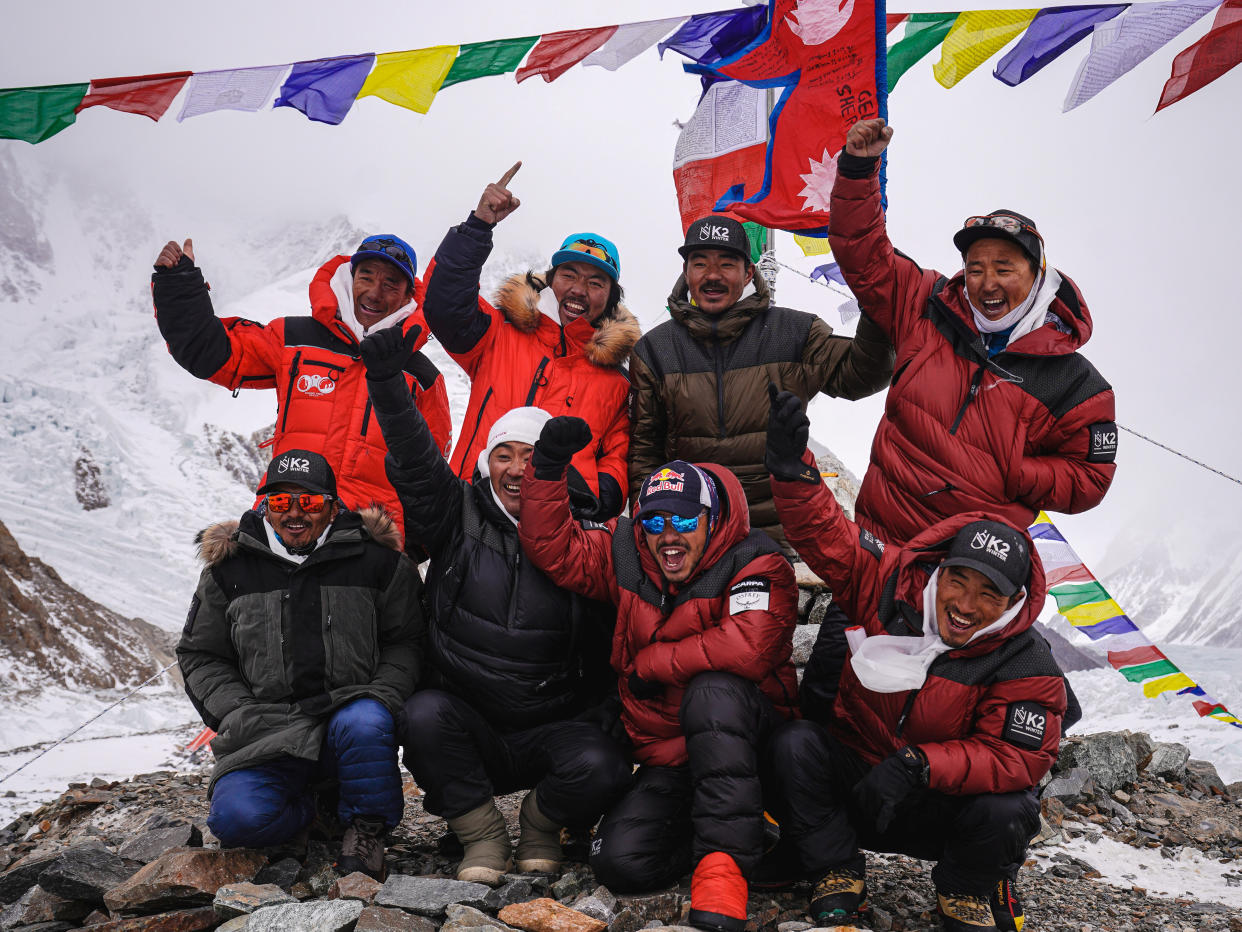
[296,373,336,397]
[277,456,311,475]
[1003,701,1048,749]
[699,224,733,244]
[1087,421,1118,463]
[971,530,1011,564]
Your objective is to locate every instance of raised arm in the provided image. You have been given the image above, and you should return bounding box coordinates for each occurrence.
[627,345,669,505]
[802,315,894,401]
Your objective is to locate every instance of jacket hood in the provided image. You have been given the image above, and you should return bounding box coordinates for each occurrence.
[493,272,640,368]
[632,463,751,591]
[196,505,402,566]
[890,510,1047,651]
[941,268,1093,354]
[308,255,432,351]
[665,267,773,343]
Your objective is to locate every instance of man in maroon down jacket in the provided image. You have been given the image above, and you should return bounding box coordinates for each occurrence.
[519,416,798,932]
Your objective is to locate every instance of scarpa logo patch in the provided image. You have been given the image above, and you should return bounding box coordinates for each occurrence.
[1087,421,1118,463]
[296,373,336,397]
[729,577,771,614]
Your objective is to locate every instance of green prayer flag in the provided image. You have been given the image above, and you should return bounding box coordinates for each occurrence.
[887,14,958,92]
[1119,659,1180,683]
[742,222,767,265]
[443,37,540,88]
[0,83,89,144]
[1048,580,1111,612]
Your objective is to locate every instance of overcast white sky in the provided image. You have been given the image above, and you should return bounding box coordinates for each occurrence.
[4,1,1240,567]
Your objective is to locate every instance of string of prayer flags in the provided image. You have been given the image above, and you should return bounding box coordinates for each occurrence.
[933,10,1040,87]
[1029,513,1242,728]
[793,233,834,256]
[76,73,192,122]
[1156,0,1242,109]
[443,38,540,88]
[177,66,291,122]
[659,8,769,64]
[888,13,960,90]
[359,47,458,114]
[0,83,88,143]
[516,27,619,84]
[1064,0,1223,110]
[584,17,691,70]
[275,55,376,125]
[994,5,1128,86]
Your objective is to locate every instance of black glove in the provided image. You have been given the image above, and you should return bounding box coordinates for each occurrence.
[627,671,664,701]
[766,385,819,483]
[574,694,629,744]
[852,745,927,833]
[359,325,421,381]
[532,416,593,479]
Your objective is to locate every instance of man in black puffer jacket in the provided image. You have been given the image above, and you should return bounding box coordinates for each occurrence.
[361,327,633,887]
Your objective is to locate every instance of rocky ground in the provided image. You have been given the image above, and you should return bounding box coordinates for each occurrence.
[1,730,1240,932]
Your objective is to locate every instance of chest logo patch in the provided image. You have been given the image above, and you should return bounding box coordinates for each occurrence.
[296,373,336,397]
[1003,700,1049,750]
[729,576,771,614]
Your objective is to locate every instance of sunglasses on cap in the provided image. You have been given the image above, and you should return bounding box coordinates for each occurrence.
[563,238,618,271]
[265,492,334,514]
[962,214,1044,244]
[640,513,702,535]
[358,237,412,265]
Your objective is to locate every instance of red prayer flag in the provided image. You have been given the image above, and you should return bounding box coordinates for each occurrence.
[1106,644,1168,670]
[76,72,193,121]
[675,144,769,233]
[1157,0,1242,111]
[886,13,909,34]
[516,26,619,83]
[186,726,216,753]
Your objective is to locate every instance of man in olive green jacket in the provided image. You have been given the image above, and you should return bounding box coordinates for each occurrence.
[629,216,893,550]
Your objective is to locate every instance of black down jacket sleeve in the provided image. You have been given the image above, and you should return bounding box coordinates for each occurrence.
[151,256,233,379]
[369,372,464,557]
[422,213,496,355]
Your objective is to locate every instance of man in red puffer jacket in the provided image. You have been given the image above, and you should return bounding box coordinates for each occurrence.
[152,234,451,547]
[520,417,798,932]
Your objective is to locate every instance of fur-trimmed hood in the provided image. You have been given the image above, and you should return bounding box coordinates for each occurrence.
[195,506,402,566]
[493,272,640,368]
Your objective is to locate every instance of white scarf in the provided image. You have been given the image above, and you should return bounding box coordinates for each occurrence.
[967,267,1063,342]
[844,569,1027,693]
[330,263,416,343]
[263,518,331,565]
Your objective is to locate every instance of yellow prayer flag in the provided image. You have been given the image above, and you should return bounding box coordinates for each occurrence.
[1142,673,1197,698]
[932,11,1038,88]
[1063,598,1125,627]
[793,234,832,257]
[359,46,458,114]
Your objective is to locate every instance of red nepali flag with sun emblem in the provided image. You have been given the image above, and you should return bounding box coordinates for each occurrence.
[698,0,887,233]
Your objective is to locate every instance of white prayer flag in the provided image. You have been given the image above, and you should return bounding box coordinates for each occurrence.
[582,17,689,71]
[1063,0,1222,111]
[673,80,768,170]
[177,65,291,122]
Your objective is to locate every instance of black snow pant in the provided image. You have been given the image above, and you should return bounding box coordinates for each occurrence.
[400,689,633,827]
[590,672,783,893]
[765,719,1040,895]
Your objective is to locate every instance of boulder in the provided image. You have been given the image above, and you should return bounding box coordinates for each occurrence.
[213,881,296,918]
[0,884,92,927]
[327,872,383,903]
[80,906,221,931]
[246,899,363,931]
[500,898,609,932]
[103,849,267,915]
[441,903,516,932]
[358,905,440,932]
[1056,733,1138,793]
[1041,767,1095,802]
[1186,759,1226,794]
[374,876,491,916]
[119,826,203,864]
[1142,743,1190,781]
[38,843,136,905]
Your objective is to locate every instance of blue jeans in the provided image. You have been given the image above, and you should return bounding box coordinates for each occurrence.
[208,698,402,848]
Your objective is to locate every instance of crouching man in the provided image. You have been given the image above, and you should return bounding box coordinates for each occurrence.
[763,390,1066,932]
[178,449,424,880]
[359,328,632,886]
[519,417,798,932]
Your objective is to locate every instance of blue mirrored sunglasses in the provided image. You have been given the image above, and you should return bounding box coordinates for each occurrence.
[640,513,701,535]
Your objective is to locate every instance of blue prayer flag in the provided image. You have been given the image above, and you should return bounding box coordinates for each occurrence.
[994,5,1128,86]
[275,54,375,125]
[659,8,767,65]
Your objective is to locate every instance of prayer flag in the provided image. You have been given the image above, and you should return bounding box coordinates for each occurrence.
[994,5,1128,87]
[583,17,689,70]
[0,83,88,144]
[177,65,290,122]
[933,11,1039,88]
[359,47,457,114]
[888,13,959,90]
[794,233,833,256]
[1064,0,1223,110]
[672,80,768,232]
[704,0,884,233]
[443,37,539,88]
[516,26,619,83]
[811,261,847,286]
[1142,672,1198,697]
[886,14,909,34]
[660,8,769,64]
[275,54,375,125]
[76,72,191,121]
[1157,0,1242,110]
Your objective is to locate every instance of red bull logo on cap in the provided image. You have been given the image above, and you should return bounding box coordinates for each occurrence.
[646,467,686,494]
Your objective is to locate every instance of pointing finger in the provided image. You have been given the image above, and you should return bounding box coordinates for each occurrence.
[497,161,522,188]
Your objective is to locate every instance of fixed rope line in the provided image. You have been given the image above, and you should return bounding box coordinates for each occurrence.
[0,661,177,787]
[776,252,1242,489]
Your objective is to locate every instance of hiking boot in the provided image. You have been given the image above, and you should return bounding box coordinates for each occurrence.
[989,876,1024,931]
[447,800,512,886]
[808,867,869,926]
[335,816,387,881]
[937,891,997,931]
[687,852,748,932]
[516,789,563,874]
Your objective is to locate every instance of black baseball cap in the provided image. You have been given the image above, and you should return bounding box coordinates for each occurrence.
[679,215,751,262]
[257,449,338,498]
[952,210,1043,269]
[940,519,1030,598]
[637,461,720,522]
